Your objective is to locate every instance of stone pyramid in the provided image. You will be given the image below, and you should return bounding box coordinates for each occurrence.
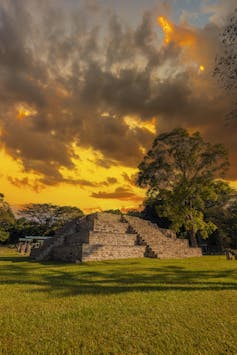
[30,212,202,262]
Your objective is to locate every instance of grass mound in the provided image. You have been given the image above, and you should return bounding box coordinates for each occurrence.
[0,248,237,354]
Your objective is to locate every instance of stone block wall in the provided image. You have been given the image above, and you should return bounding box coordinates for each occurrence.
[88,232,137,246]
[52,245,82,263]
[82,244,146,261]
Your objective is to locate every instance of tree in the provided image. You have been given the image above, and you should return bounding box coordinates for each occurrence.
[137,128,229,247]
[214,8,237,118]
[203,181,236,252]
[0,229,10,243]
[19,204,57,229]
[52,205,84,228]
[18,204,83,235]
[8,218,47,244]
[141,197,172,228]
[225,201,237,248]
[0,193,15,243]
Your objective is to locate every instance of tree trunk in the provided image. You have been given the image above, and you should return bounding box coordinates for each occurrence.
[189,230,198,247]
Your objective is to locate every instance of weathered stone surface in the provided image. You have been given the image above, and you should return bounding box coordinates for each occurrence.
[52,245,82,263]
[30,212,202,262]
[125,215,202,259]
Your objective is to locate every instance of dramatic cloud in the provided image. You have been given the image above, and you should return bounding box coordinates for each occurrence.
[7,173,118,191]
[0,0,236,192]
[91,187,144,201]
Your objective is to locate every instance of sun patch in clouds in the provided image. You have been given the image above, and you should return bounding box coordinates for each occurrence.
[158,16,174,44]
[124,116,157,135]
[16,105,37,121]
[158,16,196,47]
[157,16,208,75]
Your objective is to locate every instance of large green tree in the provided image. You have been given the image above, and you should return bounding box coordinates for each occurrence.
[137,128,229,247]
[0,193,15,242]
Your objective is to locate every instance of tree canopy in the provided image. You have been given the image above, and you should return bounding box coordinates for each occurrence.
[137,128,230,246]
[18,204,84,235]
[0,193,15,242]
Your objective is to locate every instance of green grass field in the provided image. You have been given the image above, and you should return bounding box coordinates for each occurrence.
[0,248,237,355]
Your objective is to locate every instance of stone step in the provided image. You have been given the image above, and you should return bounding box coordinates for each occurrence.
[89,232,137,246]
[82,245,146,261]
[96,213,123,222]
[93,221,128,234]
[124,215,202,259]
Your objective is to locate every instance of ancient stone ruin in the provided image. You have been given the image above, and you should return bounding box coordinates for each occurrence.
[30,212,202,262]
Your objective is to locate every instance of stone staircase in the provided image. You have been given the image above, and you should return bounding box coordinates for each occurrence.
[81,213,146,261]
[124,215,202,259]
[30,212,202,262]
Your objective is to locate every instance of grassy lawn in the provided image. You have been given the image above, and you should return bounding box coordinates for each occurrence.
[0,248,237,354]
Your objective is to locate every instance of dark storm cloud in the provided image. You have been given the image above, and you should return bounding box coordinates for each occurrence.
[91,187,143,201]
[78,115,154,166]
[0,0,236,187]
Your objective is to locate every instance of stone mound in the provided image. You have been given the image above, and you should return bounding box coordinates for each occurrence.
[30,212,202,262]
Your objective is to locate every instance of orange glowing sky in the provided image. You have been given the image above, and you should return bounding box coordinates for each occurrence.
[0,1,236,213]
[1,116,156,212]
[0,150,145,213]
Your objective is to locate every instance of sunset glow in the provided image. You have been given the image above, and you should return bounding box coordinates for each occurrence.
[158,16,174,44]
[158,15,196,47]
[0,1,236,213]
[124,116,157,135]
[16,105,37,121]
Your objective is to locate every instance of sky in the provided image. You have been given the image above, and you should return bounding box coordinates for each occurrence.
[0,0,237,213]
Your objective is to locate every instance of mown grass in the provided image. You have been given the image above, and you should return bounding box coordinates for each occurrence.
[0,247,237,355]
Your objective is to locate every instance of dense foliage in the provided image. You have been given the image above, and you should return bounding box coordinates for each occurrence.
[0,201,84,244]
[17,204,84,236]
[0,193,15,242]
[137,128,230,246]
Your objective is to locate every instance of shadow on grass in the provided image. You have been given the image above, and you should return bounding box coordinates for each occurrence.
[1,254,237,297]
[0,256,34,263]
